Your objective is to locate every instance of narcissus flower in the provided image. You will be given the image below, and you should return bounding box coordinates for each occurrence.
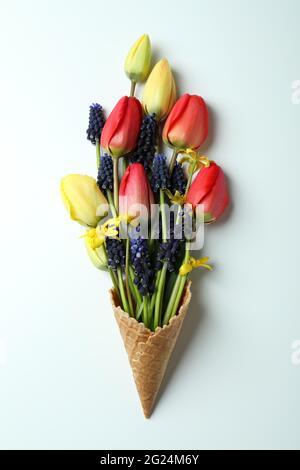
[124,34,152,83]
[84,229,108,271]
[186,163,229,223]
[163,94,209,150]
[119,163,154,220]
[143,59,176,121]
[61,175,108,227]
[101,96,143,157]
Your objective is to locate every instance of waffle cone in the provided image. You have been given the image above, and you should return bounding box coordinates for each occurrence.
[110,281,192,418]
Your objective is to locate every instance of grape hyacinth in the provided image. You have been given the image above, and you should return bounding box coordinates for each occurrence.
[151,154,170,193]
[155,239,183,273]
[130,236,155,296]
[97,155,113,192]
[130,114,157,172]
[106,238,125,271]
[155,213,184,272]
[170,162,187,195]
[86,103,105,145]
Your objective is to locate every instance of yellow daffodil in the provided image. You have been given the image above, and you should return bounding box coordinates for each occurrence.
[179,149,212,173]
[165,189,186,206]
[83,229,107,271]
[179,256,213,276]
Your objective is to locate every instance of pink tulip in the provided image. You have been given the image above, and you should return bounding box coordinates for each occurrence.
[119,163,154,220]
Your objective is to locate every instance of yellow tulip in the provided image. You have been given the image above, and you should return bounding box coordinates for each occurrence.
[124,34,151,83]
[61,175,108,227]
[142,58,176,121]
[84,229,108,271]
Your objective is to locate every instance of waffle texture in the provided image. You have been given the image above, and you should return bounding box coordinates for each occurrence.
[110,281,192,418]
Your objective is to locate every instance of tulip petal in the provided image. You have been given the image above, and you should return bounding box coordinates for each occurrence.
[186,163,220,208]
[203,170,229,222]
[163,94,190,145]
[101,97,142,157]
[163,94,209,149]
[119,163,154,220]
[61,174,108,227]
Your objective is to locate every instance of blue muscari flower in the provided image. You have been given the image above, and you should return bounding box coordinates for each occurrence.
[130,114,157,172]
[155,213,184,272]
[170,162,187,195]
[151,154,170,193]
[97,154,113,192]
[87,103,105,145]
[106,238,125,271]
[130,236,154,296]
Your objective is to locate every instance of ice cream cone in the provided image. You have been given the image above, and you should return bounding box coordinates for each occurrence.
[110,281,192,418]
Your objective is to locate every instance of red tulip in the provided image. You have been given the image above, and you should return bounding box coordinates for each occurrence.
[186,163,229,222]
[163,94,209,150]
[101,96,143,157]
[119,163,154,219]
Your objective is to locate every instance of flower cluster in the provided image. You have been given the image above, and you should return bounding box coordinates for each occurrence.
[130,236,154,296]
[130,114,157,172]
[61,33,230,333]
[151,154,170,193]
[97,155,113,192]
[86,103,105,145]
[170,162,186,195]
[106,238,125,271]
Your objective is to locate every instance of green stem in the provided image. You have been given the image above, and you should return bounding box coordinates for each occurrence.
[169,148,178,174]
[125,238,134,317]
[96,139,100,169]
[130,81,136,97]
[163,274,181,325]
[106,189,117,218]
[153,262,168,329]
[129,267,142,308]
[169,241,190,320]
[117,267,130,313]
[186,160,197,192]
[109,268,119,292]
[113,158,119,213]
[122,157,128,176]
[163,159,196,322]
[142,296,148,328]
[153,191,168,329]
[149,269,161,316]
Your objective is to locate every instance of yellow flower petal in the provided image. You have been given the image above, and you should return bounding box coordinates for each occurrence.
[179,256,213,276]
[124,34,152,83]
[61,175,108,227]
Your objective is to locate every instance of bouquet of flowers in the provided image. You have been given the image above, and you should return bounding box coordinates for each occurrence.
[61,35,229,418]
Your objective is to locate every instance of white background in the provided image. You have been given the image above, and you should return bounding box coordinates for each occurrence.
[0,0,299,450]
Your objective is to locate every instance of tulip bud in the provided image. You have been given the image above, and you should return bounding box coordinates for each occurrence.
[119,163,154,220]
[101,96,143,157]
[124,34,151,83]
[142,59,176,121]
[163,94,209,150]
[186,163,229,222]
[84,229,108,271]
[61,175,108,227]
